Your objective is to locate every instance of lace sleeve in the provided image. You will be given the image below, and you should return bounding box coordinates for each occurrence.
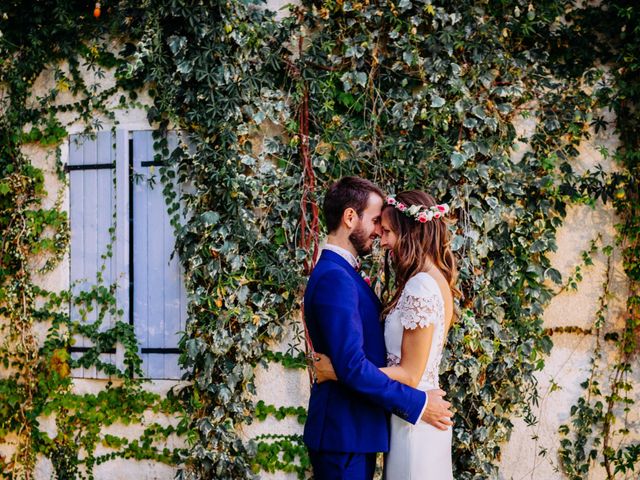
[396,291,444,330]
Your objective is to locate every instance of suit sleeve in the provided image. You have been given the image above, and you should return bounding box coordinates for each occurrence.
[310,270,426,424]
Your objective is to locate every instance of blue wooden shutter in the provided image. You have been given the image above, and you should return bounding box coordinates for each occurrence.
[132,131,187,379]
[68,131,117,378]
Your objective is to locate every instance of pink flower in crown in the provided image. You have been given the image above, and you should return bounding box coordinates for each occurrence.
[397,202,407,212]
[437,204,447,212]
[418,212,428,223]
[387,197,397,205]
[434,211,441,219]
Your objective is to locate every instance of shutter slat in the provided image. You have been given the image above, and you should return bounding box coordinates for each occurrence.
[69,136,86,377]
[133,131,151,378]
[146,132,167,379]
[95,132,115,378]
[83,134,98,378]
[165,132,184,379]
[114,130,131,375]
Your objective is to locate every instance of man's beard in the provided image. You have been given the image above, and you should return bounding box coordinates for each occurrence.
[349,224,373,257]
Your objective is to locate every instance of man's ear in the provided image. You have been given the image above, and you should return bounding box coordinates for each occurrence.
[342,207,357,229]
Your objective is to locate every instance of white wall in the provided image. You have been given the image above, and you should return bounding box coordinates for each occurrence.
[498,107,638,480]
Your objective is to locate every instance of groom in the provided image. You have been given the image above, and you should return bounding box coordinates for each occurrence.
[303,176,453,479]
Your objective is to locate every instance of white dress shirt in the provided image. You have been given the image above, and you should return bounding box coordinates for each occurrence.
[323,243,359,269]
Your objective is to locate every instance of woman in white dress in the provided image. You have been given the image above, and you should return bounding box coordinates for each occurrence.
[315,190,459,479]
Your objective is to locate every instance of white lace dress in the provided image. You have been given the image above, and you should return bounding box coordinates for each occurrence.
[383,273,453,480]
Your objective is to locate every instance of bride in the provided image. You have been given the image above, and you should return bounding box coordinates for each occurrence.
[314,189,459,479]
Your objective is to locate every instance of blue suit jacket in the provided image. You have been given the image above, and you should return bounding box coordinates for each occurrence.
[302,250,426,453]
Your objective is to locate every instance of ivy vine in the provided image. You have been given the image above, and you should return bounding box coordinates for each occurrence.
[553,2,640,477]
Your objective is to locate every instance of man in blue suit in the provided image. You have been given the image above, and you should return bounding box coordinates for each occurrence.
[303,177,453,479]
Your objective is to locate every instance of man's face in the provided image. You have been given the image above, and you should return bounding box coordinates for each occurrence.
[349,193,383,256]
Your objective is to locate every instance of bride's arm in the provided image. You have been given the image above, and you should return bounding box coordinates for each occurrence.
[314,325,434,388]
[381,325,434,388]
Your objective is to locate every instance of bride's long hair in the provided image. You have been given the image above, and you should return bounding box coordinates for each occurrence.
[381,190,461,319]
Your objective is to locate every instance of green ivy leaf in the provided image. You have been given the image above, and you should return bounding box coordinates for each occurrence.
[450,151,466,168]
[431,95,446,108]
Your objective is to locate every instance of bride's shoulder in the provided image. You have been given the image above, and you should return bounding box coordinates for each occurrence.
[405,272,441,296]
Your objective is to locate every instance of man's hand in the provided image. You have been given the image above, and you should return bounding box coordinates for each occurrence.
[313,352,338,383]
[421,389,454,430]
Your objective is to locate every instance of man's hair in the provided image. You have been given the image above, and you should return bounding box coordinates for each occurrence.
[323,177,384,233]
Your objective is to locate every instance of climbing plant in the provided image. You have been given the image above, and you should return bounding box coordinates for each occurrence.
[552,2,640,478]
[291,0,630,477]
[0,0,637,479]
[113,2,307,478]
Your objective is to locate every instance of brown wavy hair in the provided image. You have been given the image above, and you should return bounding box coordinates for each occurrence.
[381,190,461,319]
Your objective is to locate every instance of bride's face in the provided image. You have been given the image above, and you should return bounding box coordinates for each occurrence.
[380,211,398,251]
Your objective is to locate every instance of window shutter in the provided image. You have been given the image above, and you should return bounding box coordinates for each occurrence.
[132,131,187,379]
[68,131,117,378]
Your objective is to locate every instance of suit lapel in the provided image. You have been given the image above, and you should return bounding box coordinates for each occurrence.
[319,250,382,309]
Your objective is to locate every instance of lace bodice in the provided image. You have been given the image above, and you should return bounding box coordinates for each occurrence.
[384,273,446,391]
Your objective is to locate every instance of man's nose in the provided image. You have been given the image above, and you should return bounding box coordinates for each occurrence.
[374,224,382,237]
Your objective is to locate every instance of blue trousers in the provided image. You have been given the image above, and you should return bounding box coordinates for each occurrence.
[308,450,377,480]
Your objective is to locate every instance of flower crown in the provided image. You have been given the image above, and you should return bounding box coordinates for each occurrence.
[386,196,450,223]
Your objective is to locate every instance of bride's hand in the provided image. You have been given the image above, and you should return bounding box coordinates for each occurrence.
[313,352,337,383]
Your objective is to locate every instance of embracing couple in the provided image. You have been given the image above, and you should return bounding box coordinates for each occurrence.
[303,176,459,479]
